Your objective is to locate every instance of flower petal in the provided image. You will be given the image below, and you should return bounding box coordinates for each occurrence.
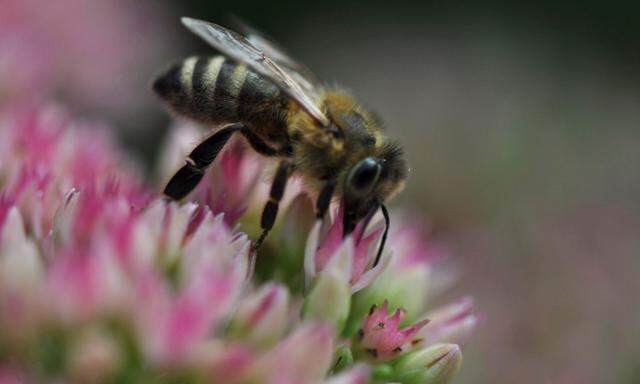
[0,207,42,290]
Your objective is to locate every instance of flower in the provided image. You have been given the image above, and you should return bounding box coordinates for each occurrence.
[416,297,479,346]
[304,208,391,293]
[302,237,353,330]
[249,323,334,383]
[0,0,174,113]
[349,214,447,325]
[228,282,291,348]
[355,300,430,362]
[393,343,463,384]
[0,104,475,383]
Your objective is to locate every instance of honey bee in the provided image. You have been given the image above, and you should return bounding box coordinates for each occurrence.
[153,17,407,263]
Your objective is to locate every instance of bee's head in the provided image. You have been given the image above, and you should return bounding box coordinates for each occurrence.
[342,141,407,235]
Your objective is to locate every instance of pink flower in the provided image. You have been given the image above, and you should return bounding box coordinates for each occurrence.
[416,297,479,346]
[348,213,463,332]
[228,282,291,348]
[305,208,391,293]
[394,343,463,384]
[250,323,334,384]
[346,214,477,376]
[0,105,148,241]
[0,0,174,113]
[0,106,253,379]
[0,366,24,384]
[0,104,474,383]
[324,365,370,384]
[387,214,448,268]
[356,300,430,362]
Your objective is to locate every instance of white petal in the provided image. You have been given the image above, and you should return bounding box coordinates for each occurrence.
[324,364,370,384]
[350,249,393,294]
[232,237,252,283]
[324,236,353,282]
[95,241,129,310]
[51,188,79,246]
[0,207,42,289]
[304,220,322,287]
[131,200,166,268]
[164,202,198,259]
[156,121,201,183]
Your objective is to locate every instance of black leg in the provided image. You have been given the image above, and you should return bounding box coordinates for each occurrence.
[164,124,240,200]
[164,124,280,200]
[252,161,293,252]
[163,164,206,201]
[315,180,336,219]
[240,127,278,157]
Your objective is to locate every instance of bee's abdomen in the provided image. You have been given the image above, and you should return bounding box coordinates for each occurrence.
[153,55,288,132]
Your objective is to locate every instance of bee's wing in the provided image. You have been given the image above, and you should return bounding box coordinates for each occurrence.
[181,17,329,126]
[227,15,321,89]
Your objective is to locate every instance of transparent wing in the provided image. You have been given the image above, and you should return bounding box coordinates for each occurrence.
[227,15,321,90]
[181,17,329,126]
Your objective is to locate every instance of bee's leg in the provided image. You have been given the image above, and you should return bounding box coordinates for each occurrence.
[164,124,241,200]
[252,160,293,252]
[239,127,278,157]
[315,180,336,219]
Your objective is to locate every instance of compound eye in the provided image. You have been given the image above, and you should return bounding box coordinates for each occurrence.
[348,157,381,193]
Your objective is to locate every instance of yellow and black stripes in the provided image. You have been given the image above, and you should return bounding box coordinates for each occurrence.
[153,55,289,135]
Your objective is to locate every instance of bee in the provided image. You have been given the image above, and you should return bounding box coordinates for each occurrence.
[153,17,407,263]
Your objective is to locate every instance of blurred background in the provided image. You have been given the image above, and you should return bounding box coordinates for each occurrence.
[2,0,639,382]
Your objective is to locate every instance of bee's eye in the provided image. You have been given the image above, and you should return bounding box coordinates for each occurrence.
[348,157,381,193]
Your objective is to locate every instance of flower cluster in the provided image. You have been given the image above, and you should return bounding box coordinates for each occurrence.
[0,110,476,383]
[0,0,174,119]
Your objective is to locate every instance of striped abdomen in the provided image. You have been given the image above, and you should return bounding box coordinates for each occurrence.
[153,55,289,137]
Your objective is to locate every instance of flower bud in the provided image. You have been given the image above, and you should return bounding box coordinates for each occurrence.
[354,300,429,362]
[304,208,388,294]
[371,364,394,381]
[0,207,42,291]
[325,364,370,384]
[416,297,478,346]
[333,345,354,372]
[249,324,334,383]
[393,343,462,384]
[350,261,430,332]
[228,282,290,348]
[350,215,447,331]
[302,238,352,332]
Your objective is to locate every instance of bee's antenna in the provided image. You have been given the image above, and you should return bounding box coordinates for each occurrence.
[373,204,390,267]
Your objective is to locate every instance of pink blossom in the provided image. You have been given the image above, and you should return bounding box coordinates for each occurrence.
[0,104,474,383]
[0,366,24,384]
[324,365,370,384]
[250,323,334,384]
[305,208,391,293]
[228,282,291,347]
[0,106,253,378]
[387,214,448,268]
[356,300,430,362]
[0,105,148,241]
[0,0,174,112]
[416,296,479,346]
